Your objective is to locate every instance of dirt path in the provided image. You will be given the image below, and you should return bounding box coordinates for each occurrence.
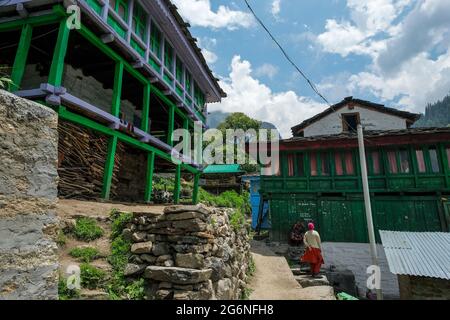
[248,241,335,300]
[57,199,166,218]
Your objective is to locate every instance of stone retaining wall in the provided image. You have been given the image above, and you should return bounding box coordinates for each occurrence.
[123,205,251,300]
[0,90,59,299]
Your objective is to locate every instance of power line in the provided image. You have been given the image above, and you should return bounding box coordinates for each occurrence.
[243,0,372,143]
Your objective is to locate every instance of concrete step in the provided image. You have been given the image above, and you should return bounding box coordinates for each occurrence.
[295,274,330,288]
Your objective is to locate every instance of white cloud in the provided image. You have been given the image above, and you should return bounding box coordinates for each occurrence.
[171,0,255,30]
[211,56,327,138]
[254,63,279,79]
[197,37,218,64]
[271,0,281,17]
[346,0,450,111]
[316,0,412,57]
[202,49,218,64]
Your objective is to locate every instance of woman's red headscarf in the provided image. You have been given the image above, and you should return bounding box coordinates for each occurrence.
[308,223,315,230]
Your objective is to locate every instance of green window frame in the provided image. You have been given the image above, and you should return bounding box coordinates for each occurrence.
[111,0,129,21]
[185,71,192,95]
[150,21,162,59]
[194,82,205,109]
[296,153,305,177]
[132,2,147,40]
[164,40,174,72]
[310,151,330,177]
[386,148,411,175]
[176,56,184,84]
[415,146,441,174]
[334,150,356,176]
[366,149,383,175]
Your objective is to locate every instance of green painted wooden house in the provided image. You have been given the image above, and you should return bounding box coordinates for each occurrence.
[0,0,225,203]
[260,98,450,243]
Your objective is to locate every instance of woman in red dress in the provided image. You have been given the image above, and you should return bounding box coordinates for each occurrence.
[301,223,324,278]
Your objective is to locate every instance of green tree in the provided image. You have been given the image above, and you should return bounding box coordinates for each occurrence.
[217,113,262,173]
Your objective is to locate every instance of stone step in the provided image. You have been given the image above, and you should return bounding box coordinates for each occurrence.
[78,289,110,300]
[295,274,330,288]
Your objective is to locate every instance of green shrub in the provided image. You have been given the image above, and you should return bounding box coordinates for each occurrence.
[107,235,145,300]
[199,188,251,213]
[247,256,256,277]
[108,236,131,272]
[80,263,106,290]
[69,247,100,263]
[110,209,133,239]
[56,231,67,247]
[58,277,80,300]
[73,217,104,241]
[230,208,247,231]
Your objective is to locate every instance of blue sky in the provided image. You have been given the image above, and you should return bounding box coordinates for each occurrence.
[172,0,450,137]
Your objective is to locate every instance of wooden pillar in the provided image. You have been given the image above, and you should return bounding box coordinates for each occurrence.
[174,164,181,204]
[111,61,124,117]
[144,151,155,203]
[167,104,175,146]
[192,172,200,204]
[48,19,71,86]
[141,84,151,133]
[101,136,118,200]
[10,24,33,91]
[183,117,190,160]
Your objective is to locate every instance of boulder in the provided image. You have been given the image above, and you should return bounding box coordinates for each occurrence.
[152,243,169,256]
[124,263,145,276]
[164,204,210,215]
[214,278,233,300]
[131,232,147,243]
[144,266,213,284]
[165,211,205,221]
[141,254,157,264]
[172,219,207,232]
[175,253,205,269]
[131,241,153,254]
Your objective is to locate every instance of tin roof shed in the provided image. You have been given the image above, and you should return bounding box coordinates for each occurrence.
[379,231,450,280]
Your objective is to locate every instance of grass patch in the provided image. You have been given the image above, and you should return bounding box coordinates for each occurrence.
[69,247,100,263]
[58,277,80,300]
[240,287,254,300]
[230,208,247,231]
[247,255,256,277]
[80,263,106,290]
[56,231,67,247]
[73,217,104,242]
[106,209,145,300]
[110,209,133,239]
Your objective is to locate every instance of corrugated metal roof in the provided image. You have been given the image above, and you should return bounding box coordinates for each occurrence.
[379,231,450,280]
[202,164,244,174]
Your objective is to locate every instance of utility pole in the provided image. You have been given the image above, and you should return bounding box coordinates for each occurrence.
[357,124,383,300]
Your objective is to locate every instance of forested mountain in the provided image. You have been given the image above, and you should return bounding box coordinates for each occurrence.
[414,94,450,128]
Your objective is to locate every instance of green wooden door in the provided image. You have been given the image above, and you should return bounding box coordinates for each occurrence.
[444,200,450,231]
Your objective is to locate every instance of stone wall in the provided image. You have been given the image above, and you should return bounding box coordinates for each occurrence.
[322,242,399,299]
[0,90,59,299]
[123,205,251,300]
[399,275,450,300]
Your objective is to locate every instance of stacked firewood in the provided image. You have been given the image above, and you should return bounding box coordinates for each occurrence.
[57,121,123,199]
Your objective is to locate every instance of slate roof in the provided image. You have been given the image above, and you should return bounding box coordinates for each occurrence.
[162,0,226,98]
[291,97,421,136]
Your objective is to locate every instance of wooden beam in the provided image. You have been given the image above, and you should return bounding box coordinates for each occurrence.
[10,23,33,91]
[141,84,151,133]
[111,61,123,117]
[101,135,118,200]
[144,151,155,203]
[174,164,181,204]
[192,172,200,204]
[48,18,70,86]
[167,104,175,146]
